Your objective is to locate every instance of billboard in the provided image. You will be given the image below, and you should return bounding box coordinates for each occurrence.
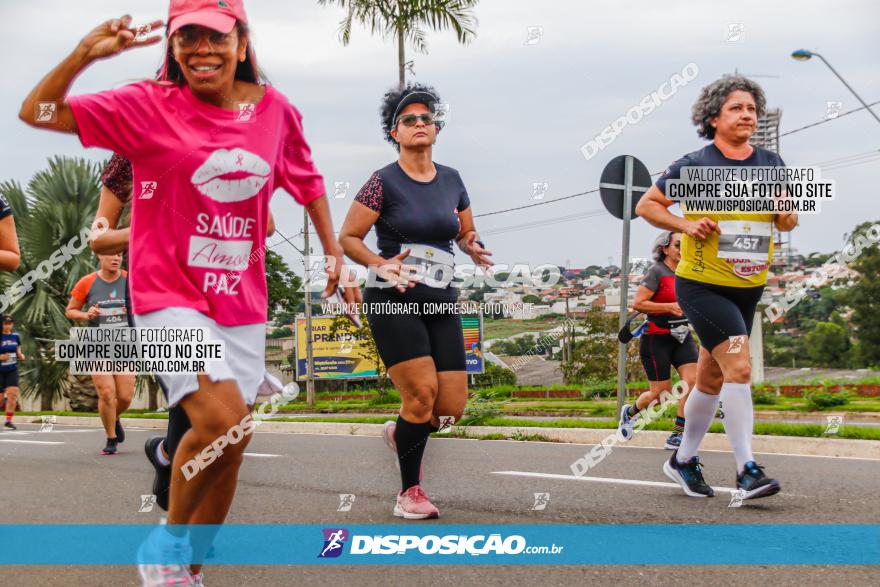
[462,314,484,374]
[295,316,381,380]
[295,313,484,379]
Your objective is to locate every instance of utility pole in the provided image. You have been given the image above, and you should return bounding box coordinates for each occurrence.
[564,296,571,366]
[303,208,315,407]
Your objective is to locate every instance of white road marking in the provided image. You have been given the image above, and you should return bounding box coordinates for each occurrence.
[0,439,64,445]
[492,470,736,493]
[244,453,282,458]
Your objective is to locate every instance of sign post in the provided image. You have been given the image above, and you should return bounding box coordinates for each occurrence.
[599,155,652,416]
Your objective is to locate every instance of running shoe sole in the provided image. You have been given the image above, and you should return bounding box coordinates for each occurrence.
[393,504,439,520]
[663,441,678,450]
[100,449,117,455]
[739,480,781,500]
[663,459,711,498]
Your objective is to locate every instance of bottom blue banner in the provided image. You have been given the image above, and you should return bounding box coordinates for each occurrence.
[3,524,878,565]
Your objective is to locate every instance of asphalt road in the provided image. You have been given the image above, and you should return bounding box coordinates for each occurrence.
[1,423,877,586]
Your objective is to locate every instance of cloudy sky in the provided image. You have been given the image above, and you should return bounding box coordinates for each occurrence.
[2,0,878,275]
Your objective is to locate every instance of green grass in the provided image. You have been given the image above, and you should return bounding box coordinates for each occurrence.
[483,317,566,340]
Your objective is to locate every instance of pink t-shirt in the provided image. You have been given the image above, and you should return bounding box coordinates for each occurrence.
[69,81,325,326]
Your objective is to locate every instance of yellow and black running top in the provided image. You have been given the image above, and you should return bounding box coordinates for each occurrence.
[655,143,784,287]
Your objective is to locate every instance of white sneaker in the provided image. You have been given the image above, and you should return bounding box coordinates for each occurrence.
[137,527,194,587]
[618,405,635,441]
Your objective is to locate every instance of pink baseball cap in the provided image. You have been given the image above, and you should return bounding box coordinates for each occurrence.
[167,0,248,36]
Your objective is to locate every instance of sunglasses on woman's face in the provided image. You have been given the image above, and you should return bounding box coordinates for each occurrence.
[174,27,237,51]
[397,113,437,128]
[670,242,681,249]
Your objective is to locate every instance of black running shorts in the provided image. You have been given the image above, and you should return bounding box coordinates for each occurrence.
[675,276,764,352]
[0,370,19,391]
[363,287,466,372]
[639,333,699,381]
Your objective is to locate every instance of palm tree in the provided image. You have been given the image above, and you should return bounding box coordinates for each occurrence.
[318,0,479,88]
[0,156,104,411]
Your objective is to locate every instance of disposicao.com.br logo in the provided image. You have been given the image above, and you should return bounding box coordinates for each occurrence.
[318,529,563,558]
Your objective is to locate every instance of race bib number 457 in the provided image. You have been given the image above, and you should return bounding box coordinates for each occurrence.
[716,220,772,261]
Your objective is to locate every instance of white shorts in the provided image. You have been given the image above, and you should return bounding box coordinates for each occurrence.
[134,307,282,407]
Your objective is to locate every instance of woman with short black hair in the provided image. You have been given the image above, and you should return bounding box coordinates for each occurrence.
[340,83,491,519]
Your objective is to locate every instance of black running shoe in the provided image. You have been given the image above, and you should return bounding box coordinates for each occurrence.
[144,436,171,511]
[4,421,16,430]
[736,461,780,500]
[663,450,714,497]
[115,419,125,444]
[101,438,118,455]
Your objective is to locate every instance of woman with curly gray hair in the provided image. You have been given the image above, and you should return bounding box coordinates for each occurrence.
[636,74,798,500]
[339,83,491,519]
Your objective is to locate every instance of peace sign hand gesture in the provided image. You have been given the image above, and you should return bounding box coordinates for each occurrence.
[79,15,164,62]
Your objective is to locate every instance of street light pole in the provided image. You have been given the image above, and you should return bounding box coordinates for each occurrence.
[303,208,315,408]
[791,49,880,126]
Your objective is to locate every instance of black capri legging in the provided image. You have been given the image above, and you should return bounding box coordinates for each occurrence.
[639,333,699,381]
[675,276,764,351]
[363,286,466,372]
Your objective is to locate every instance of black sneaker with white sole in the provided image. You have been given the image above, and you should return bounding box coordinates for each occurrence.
[144,436,171,511]
[663,450,714,497]
[736,461,780,500]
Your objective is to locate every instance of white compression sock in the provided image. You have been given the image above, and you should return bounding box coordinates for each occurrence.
[155,440,171,467]
[677,388,720,463]
[719,382,755,474]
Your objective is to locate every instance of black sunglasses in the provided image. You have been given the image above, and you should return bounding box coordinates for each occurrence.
[397,113,436,127]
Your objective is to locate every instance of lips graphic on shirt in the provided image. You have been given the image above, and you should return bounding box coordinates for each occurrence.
[192,148,271,203]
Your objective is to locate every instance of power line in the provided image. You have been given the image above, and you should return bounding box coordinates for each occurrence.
[474,101,880,220]
[479,148,880,236]
[481,209,607,237]
[474,189,601,218]
[266,103,880,247]
[779,100,880,138]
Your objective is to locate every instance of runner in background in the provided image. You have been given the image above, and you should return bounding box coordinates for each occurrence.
[66,252,134,455]
[340,84,492,519]
[619,231,697,449]
[636,74,798,499]
[0,316,25,430]
[0,194,21,271]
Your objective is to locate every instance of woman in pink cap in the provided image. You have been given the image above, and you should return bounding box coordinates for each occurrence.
[20,1,358,584]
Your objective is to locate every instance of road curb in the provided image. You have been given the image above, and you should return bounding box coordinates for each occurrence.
[31,416,880,459]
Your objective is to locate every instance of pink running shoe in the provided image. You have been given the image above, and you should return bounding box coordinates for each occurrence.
[393,485,439,520]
